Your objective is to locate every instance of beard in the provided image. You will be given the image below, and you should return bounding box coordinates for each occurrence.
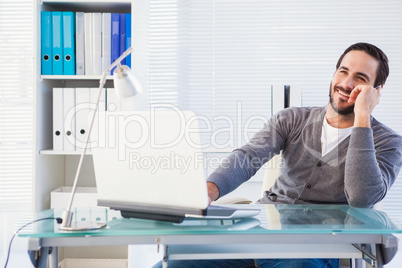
[328,82,355,116]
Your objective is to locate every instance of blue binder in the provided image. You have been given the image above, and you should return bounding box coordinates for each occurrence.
[111,13,120,74]
[41,11,52,75]
[119,14,126,66]
[52,11,63,75]
[62,12,75,75]
[125,13,132,68]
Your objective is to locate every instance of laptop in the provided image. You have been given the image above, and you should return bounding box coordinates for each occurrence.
[91,110,260,223]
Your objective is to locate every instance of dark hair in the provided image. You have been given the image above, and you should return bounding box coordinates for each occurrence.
[336,42,389,87]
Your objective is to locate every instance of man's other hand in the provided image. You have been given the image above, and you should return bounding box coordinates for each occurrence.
[207,182,220,205]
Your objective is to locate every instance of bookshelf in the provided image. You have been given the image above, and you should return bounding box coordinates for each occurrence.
[33,0,135,262]
[33,0,133,212]
[41,75,114,80]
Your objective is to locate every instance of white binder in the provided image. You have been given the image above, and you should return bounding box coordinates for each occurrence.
[106,88,122,112]
[63,88,76,151]
[103,88,120,149]
[102,13,111,73]
[90,87,106,112]
[75,88,91,151]
[90,87,106,149]
[53,88,64,151]
[92,13,102,75]
[84,13,93,75]
[75,12,85,75]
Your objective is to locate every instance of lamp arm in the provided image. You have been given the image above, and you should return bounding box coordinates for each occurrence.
[61,46,134,228]
[61,71,108,227]
[107,46,134,73]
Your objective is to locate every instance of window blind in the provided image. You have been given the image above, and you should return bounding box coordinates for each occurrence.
[0,0,33,211]
[135,0,402,214]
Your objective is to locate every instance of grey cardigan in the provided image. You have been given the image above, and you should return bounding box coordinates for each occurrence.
[207,106,402,208]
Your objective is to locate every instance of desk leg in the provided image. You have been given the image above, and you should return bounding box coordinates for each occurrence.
[376,234,399,266]
[48,247,58,268]
[163,245,168,268]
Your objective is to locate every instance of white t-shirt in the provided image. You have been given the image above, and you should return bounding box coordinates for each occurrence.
[321,118,353,156]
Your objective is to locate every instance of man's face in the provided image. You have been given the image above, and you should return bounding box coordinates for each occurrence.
[329,50,379,115]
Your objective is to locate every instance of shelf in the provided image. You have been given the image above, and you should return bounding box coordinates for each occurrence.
[41,1,131,13]
[41,75,113,80]
[42,0,131,2]
[40,149,93,155]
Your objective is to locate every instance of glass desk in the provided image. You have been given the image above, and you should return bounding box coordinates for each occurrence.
[19,204,402,268]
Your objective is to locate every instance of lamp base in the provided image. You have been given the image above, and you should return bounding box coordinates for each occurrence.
[59,221,106,231]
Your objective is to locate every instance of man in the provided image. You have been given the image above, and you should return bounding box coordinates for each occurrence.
[155,43,402,267]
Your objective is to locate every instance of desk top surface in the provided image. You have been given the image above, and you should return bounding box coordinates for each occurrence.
[18,204,402,238]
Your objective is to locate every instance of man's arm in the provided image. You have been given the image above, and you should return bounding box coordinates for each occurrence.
[349,84,381,128]
[345,85,402,207]
[206,109,290,202]
[344,127,402,207]
[206,149,267,202]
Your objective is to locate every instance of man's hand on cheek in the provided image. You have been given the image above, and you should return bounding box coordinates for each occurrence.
[349,85,382,127]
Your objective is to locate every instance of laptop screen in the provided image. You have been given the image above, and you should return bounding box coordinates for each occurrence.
[91,110,209,214]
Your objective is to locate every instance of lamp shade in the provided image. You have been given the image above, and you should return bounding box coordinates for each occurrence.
[113,65,143,100]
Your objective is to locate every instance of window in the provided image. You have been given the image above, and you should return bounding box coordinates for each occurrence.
[134,0,402,216]
[0,0,33,211]
[0,0,33,264]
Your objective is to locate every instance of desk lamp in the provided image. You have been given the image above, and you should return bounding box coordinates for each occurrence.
[60,47,143,231]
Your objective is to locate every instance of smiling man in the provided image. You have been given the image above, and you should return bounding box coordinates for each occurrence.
[328,48,383,127]
[154,43,402,268]
[205,43,402,209]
